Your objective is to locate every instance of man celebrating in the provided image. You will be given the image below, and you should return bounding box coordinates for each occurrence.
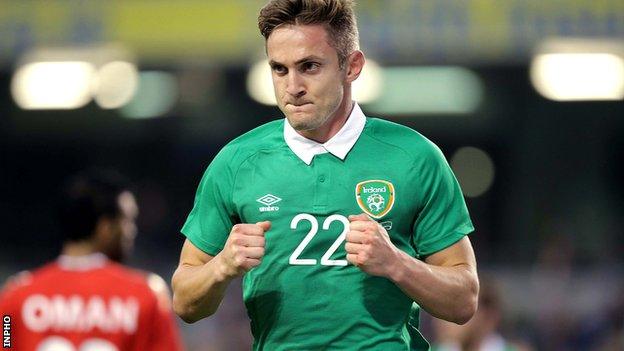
[172,0,478,350]
[0,170,184,351]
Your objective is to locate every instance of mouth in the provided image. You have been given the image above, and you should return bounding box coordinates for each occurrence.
[286,101,313,112]
[287,102,312,107]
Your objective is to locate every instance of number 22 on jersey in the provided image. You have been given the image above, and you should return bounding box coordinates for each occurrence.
[289,214,349,266]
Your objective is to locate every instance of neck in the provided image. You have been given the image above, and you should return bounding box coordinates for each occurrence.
[299,95,354,144]
[61,241,98,257]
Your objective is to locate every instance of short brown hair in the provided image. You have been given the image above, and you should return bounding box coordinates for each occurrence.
[258,0,359,68]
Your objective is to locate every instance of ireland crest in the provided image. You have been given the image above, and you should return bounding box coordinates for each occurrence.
[355,180,395,219]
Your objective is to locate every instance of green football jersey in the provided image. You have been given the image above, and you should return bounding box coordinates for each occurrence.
[182,107,473,350]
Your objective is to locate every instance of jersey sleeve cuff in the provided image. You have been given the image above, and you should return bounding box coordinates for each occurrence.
[180,229,224,256]
[417,222,474,258]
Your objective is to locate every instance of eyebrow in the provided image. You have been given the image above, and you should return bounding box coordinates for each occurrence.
[269,55,324,67]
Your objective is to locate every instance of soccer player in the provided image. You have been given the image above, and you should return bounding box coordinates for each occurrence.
[0,170,184,351]
[172,0,478,350]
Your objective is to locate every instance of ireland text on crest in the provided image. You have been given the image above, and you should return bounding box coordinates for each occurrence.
[355,180,395,219]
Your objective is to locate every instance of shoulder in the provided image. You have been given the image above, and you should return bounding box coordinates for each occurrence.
[110,265,172,311]
[217,119,284,164]
[228,119,284,147]
[105,263,155,288]
[0,263,59,306]
[200,119,284,180]
[0,271,29,312]
[142,272,173,312]
[1,270,34,296]
[0,262,58,294]
[362,117,445,161]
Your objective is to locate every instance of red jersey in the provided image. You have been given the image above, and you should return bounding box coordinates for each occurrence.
[0,254,184,351]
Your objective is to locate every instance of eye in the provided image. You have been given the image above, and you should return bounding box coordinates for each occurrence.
[301,62,320,73]
[271,64,287,75]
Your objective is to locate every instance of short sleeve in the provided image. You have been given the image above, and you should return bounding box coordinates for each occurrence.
[181,146,238,256]
[411,143,474,257]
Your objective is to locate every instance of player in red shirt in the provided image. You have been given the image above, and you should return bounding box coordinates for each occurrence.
[0,170,184,351]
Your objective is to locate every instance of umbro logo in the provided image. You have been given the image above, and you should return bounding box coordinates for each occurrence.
[257,194,281,212]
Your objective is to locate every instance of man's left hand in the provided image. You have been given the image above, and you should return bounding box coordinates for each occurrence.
[345,213,401,277]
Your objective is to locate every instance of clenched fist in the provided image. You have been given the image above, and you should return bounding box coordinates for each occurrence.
[345,214,400,277]
[217,221,270,279]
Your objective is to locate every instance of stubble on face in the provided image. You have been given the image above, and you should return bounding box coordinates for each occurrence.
[287,95,342,132]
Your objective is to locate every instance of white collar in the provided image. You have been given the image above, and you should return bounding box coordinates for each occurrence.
[284,102,366,165]
[57,253,108,271]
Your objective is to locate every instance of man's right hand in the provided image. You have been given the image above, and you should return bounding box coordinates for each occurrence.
[216,221,270,279]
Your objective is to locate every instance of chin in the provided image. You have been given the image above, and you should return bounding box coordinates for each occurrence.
[287,116,312,130]
[289,113,332,131]
[292,120,323,132]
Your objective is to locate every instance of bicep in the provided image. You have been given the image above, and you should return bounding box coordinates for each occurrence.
[424,236,476,272]
[178,239,215,267]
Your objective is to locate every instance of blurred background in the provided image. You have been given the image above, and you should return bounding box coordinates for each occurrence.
[1,0,623,350]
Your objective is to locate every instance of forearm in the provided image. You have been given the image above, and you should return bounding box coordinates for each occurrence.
[389,250,479,324]
[171,255,232,323]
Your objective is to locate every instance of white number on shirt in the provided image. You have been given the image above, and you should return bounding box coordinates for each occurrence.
[36,336,118,351]
[289,214,349,266]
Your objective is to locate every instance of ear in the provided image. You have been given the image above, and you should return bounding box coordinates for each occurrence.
[345,50,365,84]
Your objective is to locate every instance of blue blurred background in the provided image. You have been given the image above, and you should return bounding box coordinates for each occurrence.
[1,1,623,350]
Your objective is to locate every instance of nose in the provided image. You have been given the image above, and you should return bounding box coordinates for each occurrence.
[285,71,305,98]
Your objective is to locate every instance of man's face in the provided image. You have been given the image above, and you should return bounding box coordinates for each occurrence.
[267,24,346,132]
[104,191,138,262]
